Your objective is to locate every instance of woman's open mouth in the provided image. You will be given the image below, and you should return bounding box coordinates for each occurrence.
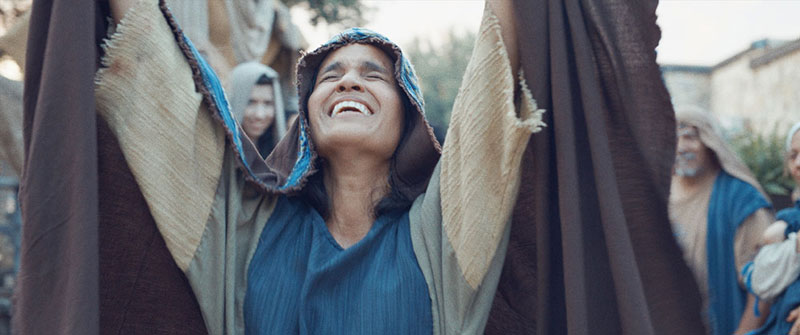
[330,100,372,117]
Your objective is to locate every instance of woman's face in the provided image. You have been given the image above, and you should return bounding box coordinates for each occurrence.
[242,84,276,139]
[307,44,404,161]
[788,131,800,185]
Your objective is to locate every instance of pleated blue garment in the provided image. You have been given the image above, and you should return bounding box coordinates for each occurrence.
[244,195,433,334]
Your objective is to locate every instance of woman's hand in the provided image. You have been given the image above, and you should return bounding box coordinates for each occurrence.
[486,1,518,76]
[787,306,800,335]
[110,0,142,23]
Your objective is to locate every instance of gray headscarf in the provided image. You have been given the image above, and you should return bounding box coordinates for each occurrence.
[786,122,800,153]
[229,62,287,147]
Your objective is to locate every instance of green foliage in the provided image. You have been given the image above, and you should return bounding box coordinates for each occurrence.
[405,30,476,130]
[283,0,365,26]
[731,132,794,195]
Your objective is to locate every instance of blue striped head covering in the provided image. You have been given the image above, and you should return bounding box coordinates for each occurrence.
[261,28,442,197]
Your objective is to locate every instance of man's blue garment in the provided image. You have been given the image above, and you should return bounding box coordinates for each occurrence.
[243,196,433,334]
[706,171,771,335]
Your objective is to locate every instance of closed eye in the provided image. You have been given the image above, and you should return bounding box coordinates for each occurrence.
[320,74,340,82]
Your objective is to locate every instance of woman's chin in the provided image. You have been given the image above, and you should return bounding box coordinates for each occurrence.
[315,131,398,159]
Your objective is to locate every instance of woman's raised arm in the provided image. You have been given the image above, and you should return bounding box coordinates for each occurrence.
[96,0,226,271]
[486,1,519,77]
[109,0,137,24]
[408,2,545,333]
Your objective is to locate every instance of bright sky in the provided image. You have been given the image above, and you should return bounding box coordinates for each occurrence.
[291,0,485,53]
[291,0,800,67]
[656,0,800,65]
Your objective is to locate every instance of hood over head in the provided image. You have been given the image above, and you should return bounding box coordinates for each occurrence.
[786,121,800,153]
[674,106,769,199]
[231,28,442,197]
[229,62,287,147]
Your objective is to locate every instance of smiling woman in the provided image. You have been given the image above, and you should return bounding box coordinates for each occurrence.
[229,62,287,157]
[96,0,544,334]
[304,44,408,228]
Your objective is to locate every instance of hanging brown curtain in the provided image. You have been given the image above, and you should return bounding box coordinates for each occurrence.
[15,1,207,334]
[485,1,706,334]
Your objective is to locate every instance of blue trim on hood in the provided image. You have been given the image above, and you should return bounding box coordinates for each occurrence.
[318,28,425,115]
[279,120,312,191]
[185,28,428,192]
[182,35,258,179]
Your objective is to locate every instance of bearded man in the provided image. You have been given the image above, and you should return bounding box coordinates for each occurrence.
[669,107,773,334]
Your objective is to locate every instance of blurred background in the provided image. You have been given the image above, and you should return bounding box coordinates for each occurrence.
[0,0,799,333]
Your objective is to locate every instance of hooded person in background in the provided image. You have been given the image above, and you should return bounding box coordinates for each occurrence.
[229,62,287,157]
[741,121,800,335]
[669,107,773,334]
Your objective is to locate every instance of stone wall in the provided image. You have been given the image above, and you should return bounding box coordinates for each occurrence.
[661,66,711,111]
[663,38,800,137]
[709,40,800,135]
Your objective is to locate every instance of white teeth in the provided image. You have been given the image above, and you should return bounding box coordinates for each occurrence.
[331,101,371,117]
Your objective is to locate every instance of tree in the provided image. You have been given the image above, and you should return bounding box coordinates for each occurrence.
[283,0,365,26]
[731,131,795,196]
[405,30,476,134]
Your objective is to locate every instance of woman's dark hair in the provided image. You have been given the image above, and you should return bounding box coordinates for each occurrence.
[253,73,277,157]
[300,97,416,220]
[255,74,273,86]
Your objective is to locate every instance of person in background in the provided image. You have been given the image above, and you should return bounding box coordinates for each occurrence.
[741,121,800,335]
[668,107,773,334]
[230,62,287,158]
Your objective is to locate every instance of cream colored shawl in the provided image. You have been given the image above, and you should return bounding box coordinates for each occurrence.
[224,0,274,63]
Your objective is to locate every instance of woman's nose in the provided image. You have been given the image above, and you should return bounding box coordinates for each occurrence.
[336,72,363,92]
[252,105,269,119]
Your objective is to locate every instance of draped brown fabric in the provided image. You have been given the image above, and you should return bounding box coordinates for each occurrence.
[97,118,208,334]
[15,1,102,333]
[16,2,207,334]
[485,1,706,334]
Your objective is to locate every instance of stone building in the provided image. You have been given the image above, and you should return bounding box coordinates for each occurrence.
[662,38,800,135]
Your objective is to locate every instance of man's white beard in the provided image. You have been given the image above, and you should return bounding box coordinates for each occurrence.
[674,152,701,177]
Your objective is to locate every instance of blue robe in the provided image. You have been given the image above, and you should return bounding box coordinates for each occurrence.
[243,196,433,334]
[706,171,771,335]
[747,200,800,335]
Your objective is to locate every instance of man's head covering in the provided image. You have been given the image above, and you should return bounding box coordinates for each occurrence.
[786,122,800,153]
[230,28,441,198]
[229,62,287,147]
[674,106,768,198]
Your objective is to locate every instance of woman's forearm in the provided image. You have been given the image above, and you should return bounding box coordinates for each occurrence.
[110,0,141,23]
[734,295,769,334]
[486,1,518,76]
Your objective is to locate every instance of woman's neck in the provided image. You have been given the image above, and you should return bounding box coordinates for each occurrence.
[323,155,390,249]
